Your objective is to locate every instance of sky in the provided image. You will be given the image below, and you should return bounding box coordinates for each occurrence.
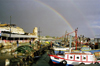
[0,0,100,38]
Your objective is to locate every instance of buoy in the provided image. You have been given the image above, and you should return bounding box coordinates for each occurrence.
[95,62,99,64]
[79,63,85,66]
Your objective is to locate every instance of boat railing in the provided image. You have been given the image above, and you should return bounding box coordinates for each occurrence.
[65,52,92,55]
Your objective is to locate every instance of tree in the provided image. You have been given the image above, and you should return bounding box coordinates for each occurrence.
[45,36,50,38]
[52,36,56,38]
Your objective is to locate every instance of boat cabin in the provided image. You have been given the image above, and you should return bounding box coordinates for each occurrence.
[64,52,99,64]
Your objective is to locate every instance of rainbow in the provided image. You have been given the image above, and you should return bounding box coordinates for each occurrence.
[35,0,75,35]
[69,0,95,38]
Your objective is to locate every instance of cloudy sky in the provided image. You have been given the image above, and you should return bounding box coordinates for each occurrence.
[0,0,100,38]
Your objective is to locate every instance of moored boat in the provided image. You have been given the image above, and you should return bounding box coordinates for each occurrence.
[48,51,100,66]
[48,28,100,66]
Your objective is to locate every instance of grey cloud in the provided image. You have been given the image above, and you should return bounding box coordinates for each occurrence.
[0,0,100,38]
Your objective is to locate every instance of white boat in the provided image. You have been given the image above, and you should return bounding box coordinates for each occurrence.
[48,28,100,65]
[48,51,100,66]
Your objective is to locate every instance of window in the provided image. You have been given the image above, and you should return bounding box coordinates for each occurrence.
[77,57,79,59]
[70,56,73,59]
[83,57,86,59]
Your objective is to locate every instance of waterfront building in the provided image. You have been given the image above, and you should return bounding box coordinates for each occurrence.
[0,24,38,45]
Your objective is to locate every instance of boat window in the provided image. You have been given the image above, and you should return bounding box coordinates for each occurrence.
[83,57,86,59]
[77,57,79,59]
[70,56,73,59]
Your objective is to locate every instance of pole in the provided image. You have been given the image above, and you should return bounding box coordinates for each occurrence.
[69,35,72,53]
[64,31,67,45]
[10,16,11,43]
[75,28,78,50]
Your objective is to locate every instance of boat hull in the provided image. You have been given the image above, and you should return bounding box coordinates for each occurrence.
[49,54,100,66]
[49,54,74,66]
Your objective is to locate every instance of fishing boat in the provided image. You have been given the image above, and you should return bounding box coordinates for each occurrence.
[53,47,75,55]
[48,28,100,66]
[48,51,100,66]
[51,29,78,55]
[48,45,100,66]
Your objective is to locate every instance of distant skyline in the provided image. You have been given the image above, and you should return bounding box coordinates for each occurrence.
[0,0,100,38]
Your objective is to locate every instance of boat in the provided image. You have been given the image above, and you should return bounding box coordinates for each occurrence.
[53,46,75,55]
[51,29,78,55]
[48,51,100,66]
[48,28,100,66]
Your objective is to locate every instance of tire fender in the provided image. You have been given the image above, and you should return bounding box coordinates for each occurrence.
[95,62,99,64]
[61,60,67,65]
[79,63,85,66]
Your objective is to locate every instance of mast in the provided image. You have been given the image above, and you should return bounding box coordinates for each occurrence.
[64,31,67,45]
[69,35,72,53]
[75,28,78,50]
